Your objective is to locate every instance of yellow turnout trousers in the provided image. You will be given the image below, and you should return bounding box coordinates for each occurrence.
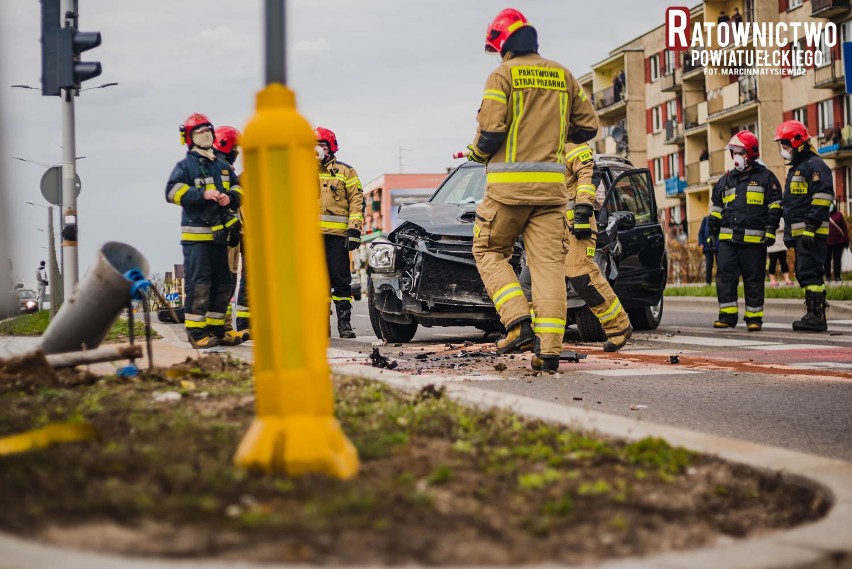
[473,195,568,356]
[564,226,631,337]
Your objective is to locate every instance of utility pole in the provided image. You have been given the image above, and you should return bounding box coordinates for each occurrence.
[60,0,79,299]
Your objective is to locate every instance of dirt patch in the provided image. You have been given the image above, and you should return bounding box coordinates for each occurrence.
[0,356,828,565]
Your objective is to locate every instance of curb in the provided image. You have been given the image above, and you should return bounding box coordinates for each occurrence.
[665,295,852,319]
[0,346,850,568]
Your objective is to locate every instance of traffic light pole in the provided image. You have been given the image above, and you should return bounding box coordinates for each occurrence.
[60,0,79,298]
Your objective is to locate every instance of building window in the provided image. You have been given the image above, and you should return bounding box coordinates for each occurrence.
[789,0,803,8]
[817,28,832,67]
[650,55,660,82]
[653,157,664,184]
[818,99,834,138]
[791,38,807,75]
[666,100,678,123]
[667,153,680,178]
[845,167,852,214]
[664,50,676,75]
[793,107,808,130]
[652,106,662,133]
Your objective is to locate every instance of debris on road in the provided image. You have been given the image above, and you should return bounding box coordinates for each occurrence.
[559,350,587,362]
[369,348,398,370]
[629,404,648,411]
[668,355,680,364]
[414,383,445,403]
[494,362,508,372]
[573,396,583,401]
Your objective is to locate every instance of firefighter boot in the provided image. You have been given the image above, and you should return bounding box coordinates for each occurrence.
[793,291,827,332]
[531,355,560,372]
[239,329,251,342]
[495,317,535,354]
[336,301,356,339]
[221,330,244,346]
[603,326,633,352]
[189,334,221,349]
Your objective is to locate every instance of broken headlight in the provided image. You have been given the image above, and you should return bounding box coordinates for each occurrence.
[369,243,397,272]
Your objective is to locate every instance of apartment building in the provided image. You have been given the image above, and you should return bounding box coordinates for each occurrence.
[361,173,449,236]
[586,0,850,240]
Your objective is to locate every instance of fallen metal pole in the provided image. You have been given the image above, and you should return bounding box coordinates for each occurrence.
[44,343,143,368]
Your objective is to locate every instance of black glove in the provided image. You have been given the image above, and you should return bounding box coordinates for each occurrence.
[345,229,361,251]
[764,228,775,248]
[707,215,721,236]
[572,203,594,240]
[466,144,487,164]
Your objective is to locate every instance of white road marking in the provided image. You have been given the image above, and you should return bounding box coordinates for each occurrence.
[790,361,852,370]
[580,368,701,377]
[640,335,776,347]
[743,343,847,351]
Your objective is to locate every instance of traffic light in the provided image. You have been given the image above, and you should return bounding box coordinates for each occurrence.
[40,0,102,96]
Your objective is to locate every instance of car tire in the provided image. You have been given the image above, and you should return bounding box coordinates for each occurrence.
[367,292,418,343]
[157,307,185,324]
[570,306,606,342]
[627,296,663,330]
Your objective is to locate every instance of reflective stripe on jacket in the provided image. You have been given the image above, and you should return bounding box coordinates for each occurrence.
[165,151,242,245]
[318,157,364,237]
[564,143,596,223]
[782,149,834,241]
[472,52,599,206]
[710,163,782,246]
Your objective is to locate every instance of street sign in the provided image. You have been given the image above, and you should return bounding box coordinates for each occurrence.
[165,293,180,301]
[40,166,81,206]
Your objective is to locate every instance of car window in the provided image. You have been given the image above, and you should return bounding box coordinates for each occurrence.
[17,290,36,299]
[430,166,486,205]
[606,173,653,224]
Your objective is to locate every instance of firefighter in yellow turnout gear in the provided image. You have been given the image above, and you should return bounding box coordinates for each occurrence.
[564,143,632,351]
[470,9,599,372]
[315,127,364,338]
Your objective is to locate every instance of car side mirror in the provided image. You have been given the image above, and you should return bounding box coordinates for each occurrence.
[397,202,415,214]
[612,211,635,230]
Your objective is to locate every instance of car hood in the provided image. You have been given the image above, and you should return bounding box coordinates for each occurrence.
[394,202,478,238]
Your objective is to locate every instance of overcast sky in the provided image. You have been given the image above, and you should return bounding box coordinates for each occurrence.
[0,0,676,286]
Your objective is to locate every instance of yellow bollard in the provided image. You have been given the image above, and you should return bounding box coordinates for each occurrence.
[233,83,359,479]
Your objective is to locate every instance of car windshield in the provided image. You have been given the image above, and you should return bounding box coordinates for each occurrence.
[17,290,36,299]
[430,164,486,205]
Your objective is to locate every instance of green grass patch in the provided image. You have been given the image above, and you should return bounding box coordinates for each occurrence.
[0,311,159,341]
[0,360,827,565]
[665,284,852,300]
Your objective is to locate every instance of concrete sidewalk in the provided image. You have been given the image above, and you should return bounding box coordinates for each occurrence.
[665,295,852,319]
[0,325,850,569]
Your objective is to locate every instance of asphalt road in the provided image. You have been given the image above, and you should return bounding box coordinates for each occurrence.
[332,298,852,462]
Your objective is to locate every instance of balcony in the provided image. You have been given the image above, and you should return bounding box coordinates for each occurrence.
[595,129,629,156]
[594,85,626,114]
[683,103,709,132]
[816,124,852,158]
[664,119,684,145]
[811,0,851,18]
[814,58,845,89]
[686,160,711,186]
[665,176,687,197]
[707,79,758,120]
[682,52,704,79]
[660,68,682,92]
[709,150,727,176]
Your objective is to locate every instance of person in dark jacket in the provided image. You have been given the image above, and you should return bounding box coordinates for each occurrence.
[708,131,782,331]
[698,215,717,285]
[775,120,834,331]
[825,203,849,283]
[166,113,243,348]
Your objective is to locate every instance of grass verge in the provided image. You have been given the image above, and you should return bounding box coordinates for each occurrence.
[0,311,159,341]
[0,356,827,565]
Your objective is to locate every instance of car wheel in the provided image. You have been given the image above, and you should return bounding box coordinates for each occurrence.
[367,292,418,343]
[627,296,663,330]
[570,306,606,342]
[157,309,174,323]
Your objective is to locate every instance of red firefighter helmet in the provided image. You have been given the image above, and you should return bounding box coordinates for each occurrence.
[774,120,811,149]
[314,126,339,154]
[484,8,529,54]
[726,130,760,161]
[180,113,213,148]
[213,126,241,155]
